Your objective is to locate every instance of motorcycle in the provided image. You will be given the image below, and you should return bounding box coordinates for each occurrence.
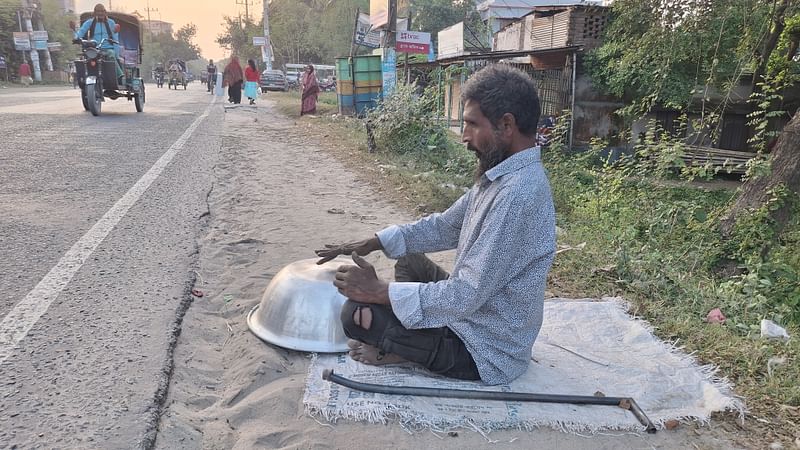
[70,12,145,116]
[319,79,337,92]
[155,71,165,88]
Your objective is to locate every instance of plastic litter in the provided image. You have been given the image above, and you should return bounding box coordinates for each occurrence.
[706,308,726,324]
[760,319,790,340]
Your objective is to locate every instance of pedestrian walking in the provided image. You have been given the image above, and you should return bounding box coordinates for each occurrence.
[244,59,260,105]
[19,60,32,87]
[300,64,319,116]
[222,56,244,104]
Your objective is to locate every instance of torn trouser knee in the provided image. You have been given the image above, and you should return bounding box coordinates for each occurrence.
[340,299,480,380]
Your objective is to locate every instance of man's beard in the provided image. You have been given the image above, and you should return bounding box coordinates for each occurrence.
[470,134,511,180]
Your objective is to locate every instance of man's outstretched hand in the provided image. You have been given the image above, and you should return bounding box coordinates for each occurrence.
[333,252,390,305]
[315,236,382,265]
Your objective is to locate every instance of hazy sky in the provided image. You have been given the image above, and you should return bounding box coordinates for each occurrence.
[77,0,247,60]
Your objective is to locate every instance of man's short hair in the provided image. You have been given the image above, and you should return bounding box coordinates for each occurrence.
[94,3,106,13]
[461,64,541,137]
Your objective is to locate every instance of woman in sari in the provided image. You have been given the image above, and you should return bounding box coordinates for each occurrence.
[223,56,244,104]
[300,64,319,116]
[244,59,260,105]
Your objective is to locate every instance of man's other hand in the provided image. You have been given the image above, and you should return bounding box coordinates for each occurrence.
[315,236,382,265]
[333,253,390,305]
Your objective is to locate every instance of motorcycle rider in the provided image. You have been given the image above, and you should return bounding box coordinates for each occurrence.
[206,59,217,93]
[154,62,165,85]
[73,3,125,85]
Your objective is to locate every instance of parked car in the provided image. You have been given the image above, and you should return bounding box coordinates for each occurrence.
[260,69,288,93]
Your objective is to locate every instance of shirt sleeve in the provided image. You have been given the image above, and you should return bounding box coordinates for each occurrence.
[389,186,553,329]
[109,19,121,54]
[76,20,91,39]
[376,189,471,259]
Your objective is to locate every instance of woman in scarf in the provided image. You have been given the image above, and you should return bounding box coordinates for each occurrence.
[300,64,319,116]
[223,56,244,104]
[244,59,260,105]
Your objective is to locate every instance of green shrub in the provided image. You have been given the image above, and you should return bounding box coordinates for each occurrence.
[365,82,449,155]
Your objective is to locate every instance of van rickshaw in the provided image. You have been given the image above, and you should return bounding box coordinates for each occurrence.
[168,59,187,90]
[71,11,145,116]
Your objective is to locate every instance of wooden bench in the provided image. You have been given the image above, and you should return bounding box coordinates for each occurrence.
[679,145,755,175]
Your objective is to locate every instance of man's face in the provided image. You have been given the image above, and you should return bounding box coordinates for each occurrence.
[95,11,107,21]
[462,99,511,178]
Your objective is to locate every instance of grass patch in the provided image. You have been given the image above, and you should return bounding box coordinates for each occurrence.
[273,91,800,446]
[269,90,338,118]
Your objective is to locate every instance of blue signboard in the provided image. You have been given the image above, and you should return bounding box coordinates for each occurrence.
[381,48,396,97]
[34,40,48,50]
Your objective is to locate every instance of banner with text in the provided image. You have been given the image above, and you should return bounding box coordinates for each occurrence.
[396,30,430,54]
[369,0,389,29]
[354,13,381,49]
[13,32,31,51]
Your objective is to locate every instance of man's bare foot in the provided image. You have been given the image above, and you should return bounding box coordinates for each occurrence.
[347,339,406,365]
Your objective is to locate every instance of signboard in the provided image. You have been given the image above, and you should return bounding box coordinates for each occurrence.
[354,13,381,49]
[396,30,430,54]
[369,0,389,29]
[381,47,396,97]
[47,42,62,52]
[31,30,49,41]
[437,22,465,59]
[252,36,266,46]
[34,40,48,50]
[13,32,31,51]
[0,56,6,70]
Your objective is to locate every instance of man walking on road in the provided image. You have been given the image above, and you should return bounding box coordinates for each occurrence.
[316,65,556,386]
[19,60,32,86]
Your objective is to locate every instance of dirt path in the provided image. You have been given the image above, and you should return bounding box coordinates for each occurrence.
[154,100,742,449]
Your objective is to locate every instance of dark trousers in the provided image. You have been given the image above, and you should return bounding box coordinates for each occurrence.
[228,80,242,104]
[341,254,480,380]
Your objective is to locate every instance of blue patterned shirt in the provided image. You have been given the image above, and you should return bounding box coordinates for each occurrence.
[377,147,556,385]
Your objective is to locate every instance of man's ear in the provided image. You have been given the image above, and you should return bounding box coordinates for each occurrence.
[500,113,517,136]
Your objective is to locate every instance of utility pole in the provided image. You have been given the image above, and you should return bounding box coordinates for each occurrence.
[381,0,397,97]
[236,0,254,22]
[32,6,53,72]
[21,6,42,82]
[263,0,271,70]
[145,0,158,33]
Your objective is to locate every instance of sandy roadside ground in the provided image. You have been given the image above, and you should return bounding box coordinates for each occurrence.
[154,100,740,449]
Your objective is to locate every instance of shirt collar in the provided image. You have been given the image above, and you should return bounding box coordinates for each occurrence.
[484,146,541,182]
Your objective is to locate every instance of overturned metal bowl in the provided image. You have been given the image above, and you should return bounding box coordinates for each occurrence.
[247,256,351,353]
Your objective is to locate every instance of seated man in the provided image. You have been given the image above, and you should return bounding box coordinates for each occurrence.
[74,3,124,83]
[316,65,556,385]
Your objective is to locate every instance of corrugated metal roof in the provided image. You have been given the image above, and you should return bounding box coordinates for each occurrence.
[478,0,603,17]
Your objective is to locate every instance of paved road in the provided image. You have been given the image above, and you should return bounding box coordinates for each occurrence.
[0,83,223,447]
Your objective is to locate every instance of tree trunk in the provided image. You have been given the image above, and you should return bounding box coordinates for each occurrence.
[720,110,800,237]
[752,0,791,93]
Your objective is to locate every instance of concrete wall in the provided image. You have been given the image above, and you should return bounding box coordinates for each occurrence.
[573,73,624,145]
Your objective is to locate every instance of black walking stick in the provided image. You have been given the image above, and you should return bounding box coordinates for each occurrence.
[322,369,657,433]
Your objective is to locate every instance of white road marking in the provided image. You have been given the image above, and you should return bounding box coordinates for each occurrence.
[0,96,217,363]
